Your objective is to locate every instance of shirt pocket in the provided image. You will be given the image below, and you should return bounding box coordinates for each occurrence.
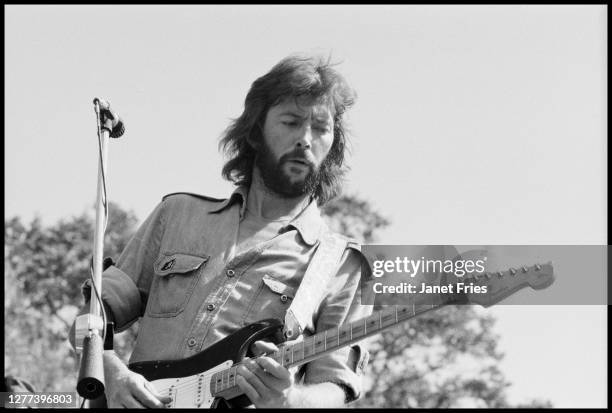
[147,252,209,318]
[242,274,297,325]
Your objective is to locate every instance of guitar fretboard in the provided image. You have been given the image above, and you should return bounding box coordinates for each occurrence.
[210,303,443,397]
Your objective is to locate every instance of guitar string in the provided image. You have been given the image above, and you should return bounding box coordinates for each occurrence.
[157,348,300,397]
[159,363,243,395]
[159,355,274,396]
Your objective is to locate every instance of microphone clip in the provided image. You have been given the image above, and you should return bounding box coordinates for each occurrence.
[93,98,125,138]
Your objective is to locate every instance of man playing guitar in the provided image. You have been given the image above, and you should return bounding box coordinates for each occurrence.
[70,54,372,408]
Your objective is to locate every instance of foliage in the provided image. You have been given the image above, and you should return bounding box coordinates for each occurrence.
[4,202,139,392]
[353,306,512,408]
[4,195,551,407]
[321,194,389,243]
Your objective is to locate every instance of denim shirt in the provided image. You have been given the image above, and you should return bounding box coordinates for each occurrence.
[81,187,372,402]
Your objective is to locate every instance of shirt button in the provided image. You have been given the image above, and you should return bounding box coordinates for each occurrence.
[226,269,235,278]
[187,338,197,347]
[280,295,289,303]
[207,303,215,311]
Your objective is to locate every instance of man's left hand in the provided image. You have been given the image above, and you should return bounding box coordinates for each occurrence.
[236,340,295,408]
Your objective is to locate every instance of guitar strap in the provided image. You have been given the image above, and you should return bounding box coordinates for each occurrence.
[283,229,349,340]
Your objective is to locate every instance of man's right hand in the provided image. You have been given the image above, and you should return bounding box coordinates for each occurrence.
[103,351,172,408]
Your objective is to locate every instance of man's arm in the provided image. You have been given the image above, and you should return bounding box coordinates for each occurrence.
[236,340,346,408]
[300,245,372,403]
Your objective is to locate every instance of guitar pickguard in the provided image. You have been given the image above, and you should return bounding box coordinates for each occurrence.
[150,360,233,408]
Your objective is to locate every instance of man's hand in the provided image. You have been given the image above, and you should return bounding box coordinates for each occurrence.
[103,351,172,408]
[235,340,294,408]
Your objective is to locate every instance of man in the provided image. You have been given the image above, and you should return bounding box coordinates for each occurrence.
[70,54,372,408]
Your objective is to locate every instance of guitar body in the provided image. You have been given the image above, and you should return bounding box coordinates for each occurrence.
[93,319,285,409]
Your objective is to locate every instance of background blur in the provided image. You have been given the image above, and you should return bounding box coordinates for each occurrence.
[5,5,607,407]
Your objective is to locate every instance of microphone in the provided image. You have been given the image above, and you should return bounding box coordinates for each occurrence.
[93,98,125,138]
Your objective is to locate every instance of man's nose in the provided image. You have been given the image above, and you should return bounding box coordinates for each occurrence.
[295,126,313,149]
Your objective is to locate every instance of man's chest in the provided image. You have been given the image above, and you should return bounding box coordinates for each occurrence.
[145,223,316,324]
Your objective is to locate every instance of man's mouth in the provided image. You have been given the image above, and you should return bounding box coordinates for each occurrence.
[286,158,312,167]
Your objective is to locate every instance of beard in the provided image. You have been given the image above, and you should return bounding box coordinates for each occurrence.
[254,141,321,199]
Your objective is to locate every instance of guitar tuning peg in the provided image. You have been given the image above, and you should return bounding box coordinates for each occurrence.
[535,264,542,271]
[509,268,517,276]
[497,271,504,278]
[484,272,491,279]
[522,266,529,273]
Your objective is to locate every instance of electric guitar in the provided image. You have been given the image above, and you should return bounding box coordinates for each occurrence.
[103,262,555,408]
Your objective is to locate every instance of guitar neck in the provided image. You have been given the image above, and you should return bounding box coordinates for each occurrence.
[210,303,445,397]
[273,303,445,368]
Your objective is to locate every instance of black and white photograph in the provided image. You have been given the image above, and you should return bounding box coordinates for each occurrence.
[4,5,607,409]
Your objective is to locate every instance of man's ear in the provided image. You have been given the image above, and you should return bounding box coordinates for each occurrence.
[246,123,263,150]
[246,134,259,150]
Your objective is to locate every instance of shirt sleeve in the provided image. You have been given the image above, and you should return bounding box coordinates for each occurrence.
[79,200,166,332]
[302,246,373,403]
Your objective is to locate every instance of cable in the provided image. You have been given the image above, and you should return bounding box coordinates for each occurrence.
[89,260,107,340]
[94,102,109,230]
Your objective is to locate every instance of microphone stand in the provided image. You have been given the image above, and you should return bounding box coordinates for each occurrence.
[75,98,125,403]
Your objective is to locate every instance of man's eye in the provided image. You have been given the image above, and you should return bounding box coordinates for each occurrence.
[283,121,298,127]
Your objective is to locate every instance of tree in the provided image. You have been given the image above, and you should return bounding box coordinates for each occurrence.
[4,202,139,392]
[321,195,390,243]
[353,306,514,408]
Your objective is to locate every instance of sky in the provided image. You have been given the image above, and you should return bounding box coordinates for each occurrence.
[5,5,607,407]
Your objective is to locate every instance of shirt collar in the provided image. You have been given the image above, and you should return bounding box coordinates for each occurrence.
[209,186,248,218]
[283,197,326,247]
[210,186,325,246]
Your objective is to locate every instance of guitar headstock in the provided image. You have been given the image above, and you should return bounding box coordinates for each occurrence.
[461,262,555,307]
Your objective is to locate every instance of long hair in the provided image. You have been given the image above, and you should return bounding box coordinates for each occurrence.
[219,54,356,205]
